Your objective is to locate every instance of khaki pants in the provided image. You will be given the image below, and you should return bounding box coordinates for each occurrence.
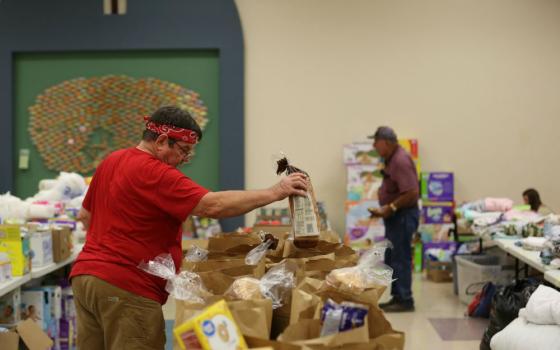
[72,275,166,350]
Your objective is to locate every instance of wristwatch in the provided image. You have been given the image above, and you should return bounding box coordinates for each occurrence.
[389,203,398,212]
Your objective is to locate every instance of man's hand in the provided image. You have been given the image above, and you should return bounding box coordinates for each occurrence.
[271,173,308,200]
[368,205,393,219]
[77,207,91,230]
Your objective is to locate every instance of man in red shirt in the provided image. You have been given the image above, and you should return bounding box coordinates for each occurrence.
[70,106,308,350]
[369,126,419,312]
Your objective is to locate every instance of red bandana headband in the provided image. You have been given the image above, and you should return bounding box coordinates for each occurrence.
[144,116,199,144]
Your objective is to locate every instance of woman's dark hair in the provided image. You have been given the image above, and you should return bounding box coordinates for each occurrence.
[523,188,542,212]
[142,106,203,142]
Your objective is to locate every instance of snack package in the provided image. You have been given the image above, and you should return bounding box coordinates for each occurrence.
[320,301,343,337]
[326,243,393,294]
[174,299,248,350]
[276,157,321,248]
[185,245,209,263]
[319,298,369,336]
[225,261,296,309]
[138,253,209,303]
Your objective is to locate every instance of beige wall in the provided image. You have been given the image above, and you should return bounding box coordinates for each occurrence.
[235,0,560,234]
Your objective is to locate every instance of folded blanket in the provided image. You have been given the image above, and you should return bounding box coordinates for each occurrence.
[490,317,560,350]
[485,198,514,212]
[519,285,560,325]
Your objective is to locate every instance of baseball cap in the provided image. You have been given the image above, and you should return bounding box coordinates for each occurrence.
[367,126,397,142]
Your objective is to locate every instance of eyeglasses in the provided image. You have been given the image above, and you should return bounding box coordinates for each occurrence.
[173,142,195,161]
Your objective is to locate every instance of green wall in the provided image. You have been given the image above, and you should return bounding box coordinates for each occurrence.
[13,50,219,198]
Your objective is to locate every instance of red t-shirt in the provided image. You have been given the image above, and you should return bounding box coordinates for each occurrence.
[70,147,209,304]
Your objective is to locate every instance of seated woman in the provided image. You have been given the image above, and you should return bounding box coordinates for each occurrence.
[523,188,553,215]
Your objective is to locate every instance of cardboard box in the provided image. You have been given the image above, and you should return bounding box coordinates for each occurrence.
[421,201,454,224]
[61,287,76,321]
[48,286,62,321]
[0,225,31,276]
[52,227,72,262]
[418,223,454,242]
[21,289,52,331]
[346,165,383,202]
[344,200,385,250]
[426,260,453,282]
[174,299,248,350]
[58,318,76,350]
[421,172,454,201]
[343,143,381,166]
[0,319,54,350]
[29,229,53,267]
[0,288,21,325]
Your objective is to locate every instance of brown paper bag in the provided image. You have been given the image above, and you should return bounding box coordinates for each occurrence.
[278,319,369,348]
[245,336,302,350]
[290,278,324,325]
[208,232,262,254]
[207,231,288,259]
[183,255,266,278]
[280,240,357,264]
[369,332,405,350]
[228,299,273,339]
[197,271,236,295]
[317,287,393,340]
[319,230,342,244]
[183,256,245,272]
[271,299,292,340]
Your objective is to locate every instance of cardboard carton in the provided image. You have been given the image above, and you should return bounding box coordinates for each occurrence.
[421,201,454,224]
[426,260,453,282]
[29,229,53,267]
[0,319,54,350]
[0,225,31,276]
[0,288,21,325]
[421,172,454,202]
[51,227,72,262]
[174,300,249,350]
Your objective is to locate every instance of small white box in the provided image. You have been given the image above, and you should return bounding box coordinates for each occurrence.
[30,229,53,267]
[0,253,12,282]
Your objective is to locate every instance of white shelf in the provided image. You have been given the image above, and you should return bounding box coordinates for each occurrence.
[0,274,32,296]
[545,269,560,289]
[31,255,73,278]
[0,244,83,297]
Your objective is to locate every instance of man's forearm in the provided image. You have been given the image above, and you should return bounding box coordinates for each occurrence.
[391,190,419,210]
[193,189,280,218]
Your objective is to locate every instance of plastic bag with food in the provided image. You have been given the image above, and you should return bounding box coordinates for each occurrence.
[184,245,209,262]
[225,260,296,309]
[138,253,208,303]
[326,242,394,293]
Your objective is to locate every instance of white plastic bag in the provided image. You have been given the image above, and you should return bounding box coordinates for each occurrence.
[259,261,296,309]
[185,245,209,262]
[326,242,394,293]
[245,237,274,265]
[225,260,295,309]
[138,253,208,303]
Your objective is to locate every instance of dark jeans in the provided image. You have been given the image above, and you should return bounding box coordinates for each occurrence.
[384,207,419,303]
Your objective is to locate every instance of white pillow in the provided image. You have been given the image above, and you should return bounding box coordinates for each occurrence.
[490,317,560,350]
